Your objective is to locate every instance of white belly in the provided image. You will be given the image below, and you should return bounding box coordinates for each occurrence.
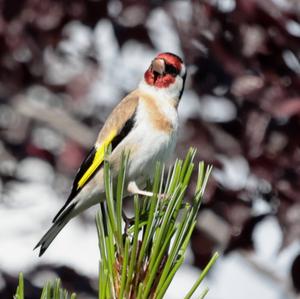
[128,128,177,181]
[129,129,177,185]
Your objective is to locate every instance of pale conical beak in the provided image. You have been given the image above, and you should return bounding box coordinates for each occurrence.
[151,58,165,75]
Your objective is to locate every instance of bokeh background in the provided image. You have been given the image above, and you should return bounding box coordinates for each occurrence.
[1,0,300,298]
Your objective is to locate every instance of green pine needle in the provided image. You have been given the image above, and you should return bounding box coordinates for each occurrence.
[14,273,24,299]
[97,148,218,298]
[14,148,217,299]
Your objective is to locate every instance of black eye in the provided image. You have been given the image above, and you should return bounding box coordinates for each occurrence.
[165,64,179,75]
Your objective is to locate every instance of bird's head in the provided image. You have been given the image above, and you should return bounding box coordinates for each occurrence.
[141,52,186,100]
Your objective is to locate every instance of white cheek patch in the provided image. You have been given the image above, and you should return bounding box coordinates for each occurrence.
[180,64,186,77]
[139,76,183,100]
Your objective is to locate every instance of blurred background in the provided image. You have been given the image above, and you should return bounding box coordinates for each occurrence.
[1,0,300,298]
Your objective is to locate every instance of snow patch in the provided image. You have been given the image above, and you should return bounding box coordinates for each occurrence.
[146,8,183,55]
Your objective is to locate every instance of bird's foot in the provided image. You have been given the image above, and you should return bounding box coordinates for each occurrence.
[127,181,154,197]
[127,181,167,199]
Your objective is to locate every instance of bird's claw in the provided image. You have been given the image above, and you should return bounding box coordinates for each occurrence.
[127,181,167,199]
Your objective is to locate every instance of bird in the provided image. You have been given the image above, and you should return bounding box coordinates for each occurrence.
[34,52,187,256]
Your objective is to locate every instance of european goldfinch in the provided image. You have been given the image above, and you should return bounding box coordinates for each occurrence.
[35,52,187,256]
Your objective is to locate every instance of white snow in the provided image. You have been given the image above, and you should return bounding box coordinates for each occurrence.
[283,50,300,74]
[0,179,99,277]
[207,252,290,299]
[253,216,283,262]
[213,156,250,190]
[200,95,237,123]
[286,20,300,37]
[146,8,183,56]
[178,90,202,120]
[16,158,55,184]
[217,0,236,13]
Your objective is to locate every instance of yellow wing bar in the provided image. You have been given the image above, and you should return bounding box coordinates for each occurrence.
[77,130,117,189]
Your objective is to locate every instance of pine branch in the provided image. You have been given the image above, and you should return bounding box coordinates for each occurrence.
[14,148,218,299]
[96,148,218,299]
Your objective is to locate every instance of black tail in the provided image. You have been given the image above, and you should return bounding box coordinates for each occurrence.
[34,203,76,256]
